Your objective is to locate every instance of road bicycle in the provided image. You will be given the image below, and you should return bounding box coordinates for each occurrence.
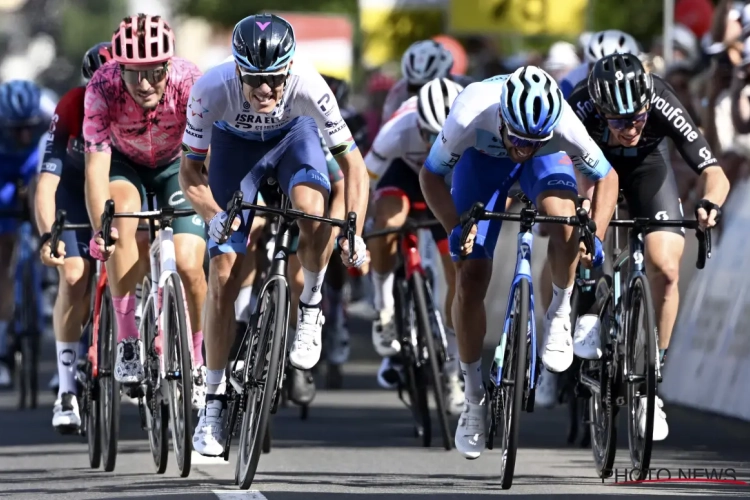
[49,209,118,471]
[459,192,596,490]
[364,218,452,450]
[100,197,198,477]
[219,186,357,490]
[578,200,713,480]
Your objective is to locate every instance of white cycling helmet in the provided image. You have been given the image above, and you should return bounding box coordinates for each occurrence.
[585,30,640,64]
[417,78,464,134]
[401,40,454,86]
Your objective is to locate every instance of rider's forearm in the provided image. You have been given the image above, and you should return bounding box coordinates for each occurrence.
[420,168,459,232]
[590,169,619,241]
[335,150,369,234]
[84,152,112,232]
[34,173,60,235]
[701,166,731,206]
[179,153,221,222]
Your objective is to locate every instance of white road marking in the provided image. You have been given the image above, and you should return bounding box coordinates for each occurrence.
[213,490,268,499]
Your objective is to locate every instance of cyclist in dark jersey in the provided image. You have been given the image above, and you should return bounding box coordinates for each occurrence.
[567,53,729,442]
[35,42,113,434]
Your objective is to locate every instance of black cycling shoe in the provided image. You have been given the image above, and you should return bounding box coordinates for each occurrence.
[287,366,315,406]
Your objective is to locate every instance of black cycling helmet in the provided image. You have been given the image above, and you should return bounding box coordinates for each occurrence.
[82,42,113,80]
[232,14,296,72]
[588,53,653,116]
[321,75,350,108]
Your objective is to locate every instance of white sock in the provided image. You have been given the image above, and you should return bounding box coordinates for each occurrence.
[372,271,395,311]
[444,328,460,378]
[300,266,326,305]
[235,284,254,322]
[206,368,226,395]
[460,359,484,403]
[56,341,79,397]
[547,283,573,319]
[134,283,143,322]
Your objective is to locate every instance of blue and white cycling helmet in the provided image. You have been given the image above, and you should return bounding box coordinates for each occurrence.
[0,79,43,127]
[232,14,296,72]
[499,66,563,139]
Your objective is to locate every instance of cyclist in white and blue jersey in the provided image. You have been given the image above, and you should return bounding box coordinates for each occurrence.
[419,66,620,459]
[559,30,640,99]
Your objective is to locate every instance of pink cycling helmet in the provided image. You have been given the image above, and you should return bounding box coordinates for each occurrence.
[112,13,175,65]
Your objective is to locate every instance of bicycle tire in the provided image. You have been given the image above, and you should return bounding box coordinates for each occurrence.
[625,275,657,478]
[141,278,168,474]
[500,277,529,490]
[164,274,193,478]
[85,315,102,469]
[412,272,452,451]
[237,280,288,490]
[262,420,272,454]
[588,280,617,478]
[99,287,120,472]
[16,257,39,410]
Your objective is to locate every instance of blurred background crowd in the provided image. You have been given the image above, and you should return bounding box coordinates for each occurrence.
[1,0,749,220]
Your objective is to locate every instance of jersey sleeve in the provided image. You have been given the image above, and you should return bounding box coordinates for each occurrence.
[41,87,84,177]
[381,82,404,123]
[82,71,113,154]
[181,73,218,161]
[296,71,357,157]
[364,113,406,185]
[550,100,612,181]
[651,78,719,174]
[423,95,474,176]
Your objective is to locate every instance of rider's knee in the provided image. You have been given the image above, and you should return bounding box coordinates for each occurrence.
[648,248,681,285]
[209,253,243,302]
[456,261,491,304]
[60,259,88,293]
[374,192,408,228]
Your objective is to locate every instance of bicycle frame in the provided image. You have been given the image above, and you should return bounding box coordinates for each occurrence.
[89,262,108,379]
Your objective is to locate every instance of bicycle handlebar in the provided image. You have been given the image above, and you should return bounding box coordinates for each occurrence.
[100,199,196,248]
[222,190,358,265]
[607,218,712,269]
[458,201,598,261]
[49,210,91,258]
[363,218,442,241]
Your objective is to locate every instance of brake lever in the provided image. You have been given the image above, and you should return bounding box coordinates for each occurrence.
[345,212,357,265]
[101,200,115,248]
[221,190,244,243]
[459,202,485,261]
[50,209,66,258]
[575,207,597,256]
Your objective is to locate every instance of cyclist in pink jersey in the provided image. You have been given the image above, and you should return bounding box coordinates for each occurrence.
[83,13,209,408]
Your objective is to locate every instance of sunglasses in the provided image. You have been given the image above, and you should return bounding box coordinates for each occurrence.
[503,125,551,148]
[121,64,168,86]
[239,68,289,88]
[607,111,648,130]
[419,126,439,145]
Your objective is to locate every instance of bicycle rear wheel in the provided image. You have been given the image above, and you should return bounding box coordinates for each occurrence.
[164,274,193,478]
[99,287,120,472]
[625,275,657,478]
[237,281,288,490]
[499,277,529,490]
[141,278,168,474]
[412,272,452,451]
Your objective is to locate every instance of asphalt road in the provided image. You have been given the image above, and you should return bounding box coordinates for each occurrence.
[1,224,748,499]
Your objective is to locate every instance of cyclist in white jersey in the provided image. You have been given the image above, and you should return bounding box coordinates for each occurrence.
[366,77,465,413]
[381,39,474,122]
[559,30,640,99]
[180,14,369,457]
[419,67,619,458]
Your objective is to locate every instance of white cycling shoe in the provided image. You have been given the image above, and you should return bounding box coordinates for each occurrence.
[573,314,602,360]
[289,305,325,370]
[638,395,669,441]
[542,315,573,373]
[193,394,228,456]
[372,308,400,357]
[455,393,487,460]
[52,392,81,434]
[534,369,558,409]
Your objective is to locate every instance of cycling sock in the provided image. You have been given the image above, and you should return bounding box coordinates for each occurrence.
[460,359,484,403]
[0,320,7,357]
[235,284,253,323]
[547,283,574,319]
[134,283,143,323]
[193,330,204,366]
[113,295,139,343]
[56,341,78,397]
[206,368,226,395]
[372,270,395,311]
[300,266,327,305]
[444,328,460,378]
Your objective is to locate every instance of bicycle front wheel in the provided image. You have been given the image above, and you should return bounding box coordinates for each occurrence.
[84,321,102,469]
[237,281,288,490]
[164,274,193,478]
[411,272,452,451]
[499,277,529,490]
[98,287,120,472]
[625,275,657,478]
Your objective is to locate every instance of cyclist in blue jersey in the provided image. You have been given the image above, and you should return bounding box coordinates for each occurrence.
[419,66,619,459]
[0,80,53,386]
[559,30,640,100]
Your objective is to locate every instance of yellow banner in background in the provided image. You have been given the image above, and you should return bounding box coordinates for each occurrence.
[449,0,588,36]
